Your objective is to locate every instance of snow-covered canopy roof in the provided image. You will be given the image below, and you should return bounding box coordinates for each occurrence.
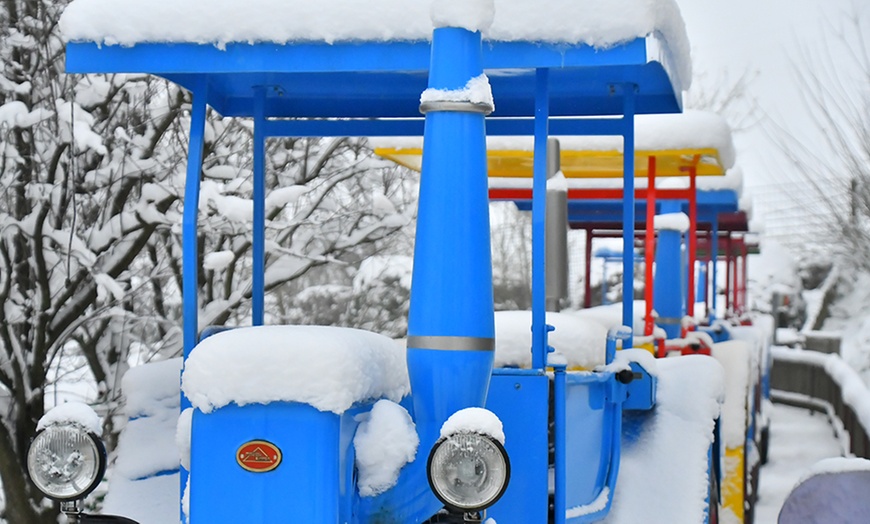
[366,109,745,229]
[552,193,743,230]
[374,111,734,178]
[60,0,688,80]
[61,0,691,121]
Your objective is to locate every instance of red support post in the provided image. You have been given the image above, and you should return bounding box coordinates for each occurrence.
[584,228,593,308]
[724,234,732,315]
[644,156,656,336]
[687,166,697,319]
[703,231,711,318]
[741,240,749,315]
[731,239,739,316]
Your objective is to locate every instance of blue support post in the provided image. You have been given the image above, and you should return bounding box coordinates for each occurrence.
[182,80,208,360]
[605,326,631,366]
[181,77,208,524]
[698,264,708,304]
[252,87,266,325]
[621,86,636,342]
[553,363,567,524]
[682,230,689,314]
[532,68,550,370]
[406,26,495,453]
[653,201,685,339]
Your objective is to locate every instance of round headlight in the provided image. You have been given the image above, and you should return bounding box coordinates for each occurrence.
[27,425,106,501]
[427,432,510,512]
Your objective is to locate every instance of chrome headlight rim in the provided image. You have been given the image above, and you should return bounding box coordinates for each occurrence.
[426,431,511,512]
[27,425,107,502]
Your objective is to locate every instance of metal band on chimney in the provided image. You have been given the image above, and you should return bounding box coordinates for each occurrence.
[419,100,494,115]
[407,335,495,351]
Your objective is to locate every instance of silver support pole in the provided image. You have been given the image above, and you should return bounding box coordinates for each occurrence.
[545,138,569,312]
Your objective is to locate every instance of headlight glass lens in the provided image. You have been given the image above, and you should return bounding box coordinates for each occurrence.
[27,426,105,500]
[428,432,509,511]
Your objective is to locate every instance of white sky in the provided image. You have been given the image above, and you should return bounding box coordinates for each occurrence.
[678,0,866,233]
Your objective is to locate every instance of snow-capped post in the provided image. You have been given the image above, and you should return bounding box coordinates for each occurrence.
[407,0,496,453]
[653,206,690,339]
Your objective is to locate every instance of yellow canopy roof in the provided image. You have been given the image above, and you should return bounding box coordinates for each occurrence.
[374,147,726,178]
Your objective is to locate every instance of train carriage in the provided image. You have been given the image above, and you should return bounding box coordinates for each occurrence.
[24,1,763,523]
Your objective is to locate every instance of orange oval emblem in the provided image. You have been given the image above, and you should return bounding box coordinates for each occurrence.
[237,440,282,473]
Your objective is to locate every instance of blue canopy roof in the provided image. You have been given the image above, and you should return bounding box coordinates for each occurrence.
[66,38,682,126]
[511,189,741,227]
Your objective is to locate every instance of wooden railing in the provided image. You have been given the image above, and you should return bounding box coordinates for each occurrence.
[770,345,870,458]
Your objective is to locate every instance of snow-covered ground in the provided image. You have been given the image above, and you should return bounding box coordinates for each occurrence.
[755,403,844,524]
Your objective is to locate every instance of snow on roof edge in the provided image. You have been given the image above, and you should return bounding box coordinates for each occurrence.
[59,0,691,90]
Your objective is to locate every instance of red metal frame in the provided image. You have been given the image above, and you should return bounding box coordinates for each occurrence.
[644,157,656,336]
[687,164,697,319]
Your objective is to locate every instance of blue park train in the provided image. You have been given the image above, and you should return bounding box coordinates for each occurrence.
[26,1,771,523]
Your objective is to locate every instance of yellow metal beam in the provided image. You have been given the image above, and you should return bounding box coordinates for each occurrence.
[374,147,726,178]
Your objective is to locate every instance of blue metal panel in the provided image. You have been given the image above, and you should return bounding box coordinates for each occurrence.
[485,371,550,524]
[189,402,361,523]
[65,42,432,74]
[564,372,627,523]
[547,118,626,136]
[258,116,626,138]
[264,118,426,138]
[623,363,657,411]
[65,39,644,76]
[698,324,730,344]
[564,375,608,508]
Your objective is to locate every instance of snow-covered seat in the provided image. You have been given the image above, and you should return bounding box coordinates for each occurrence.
[494,310,608,370]
[182,325,409,414]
